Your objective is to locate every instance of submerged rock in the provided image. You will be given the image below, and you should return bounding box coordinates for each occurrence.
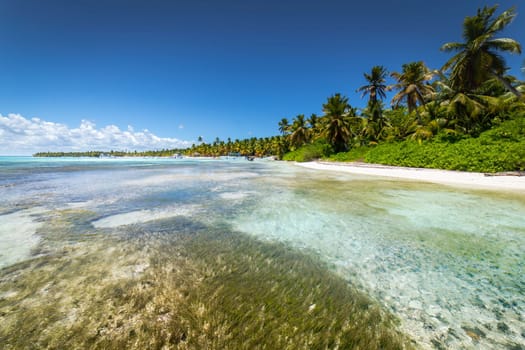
[462,325,486,340]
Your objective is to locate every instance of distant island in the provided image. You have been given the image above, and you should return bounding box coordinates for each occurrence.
[36,5,525,174]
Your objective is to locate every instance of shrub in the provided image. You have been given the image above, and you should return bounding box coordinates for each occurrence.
[328,146,372,162]
[364,136,525,173]
[282,141,333,162]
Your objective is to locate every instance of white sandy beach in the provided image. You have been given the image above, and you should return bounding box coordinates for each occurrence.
[296,161,525,192]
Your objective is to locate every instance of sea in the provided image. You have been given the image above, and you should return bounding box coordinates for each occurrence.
[0,156,524,349]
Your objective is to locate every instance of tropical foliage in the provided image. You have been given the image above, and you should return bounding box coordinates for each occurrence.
[282,140,333,162]
[271,5,525,172]
[390,61,434,123]
[357,65,389,103]
[441,6,522,97]
[34,136,288,159]
[364,116,525,172]
[184,136,287,158]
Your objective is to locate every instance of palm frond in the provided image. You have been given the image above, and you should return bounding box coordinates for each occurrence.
[489,7,516,34]
[440,42,464,52]
[487,38,522,54]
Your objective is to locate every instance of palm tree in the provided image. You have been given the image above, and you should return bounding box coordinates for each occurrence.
[278,118,290,135]
[390,61,434,123]
[273,135,289,159]
[357,65,389,104]
[307,113,319,129]
[433,69,511,134]
[307,113,320,138]
[320,94,354,152]
[361,100,389,142]
[289,114,309,149]
[441,6,522,98]
[358,66,390,141]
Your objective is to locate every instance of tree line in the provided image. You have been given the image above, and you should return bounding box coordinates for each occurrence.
[33,149,187,158]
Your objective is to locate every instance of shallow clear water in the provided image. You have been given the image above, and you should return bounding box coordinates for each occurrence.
[1,156,524,349]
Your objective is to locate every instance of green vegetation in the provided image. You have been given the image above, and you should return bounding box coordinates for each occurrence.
[184,136,287,158]
[0,211,413,349]
[332,113,525,172]
[34,136,288,159]
[277,5,525,171]
[282,140,333,162]
[325,117,525,172]
[441,6,522,98]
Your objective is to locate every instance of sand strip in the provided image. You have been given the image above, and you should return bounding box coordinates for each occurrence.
[0,208,45,268]
[92,205,200,228]
[296,161,525,192]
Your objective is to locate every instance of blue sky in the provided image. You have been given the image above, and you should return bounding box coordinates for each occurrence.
[0,0,524,154]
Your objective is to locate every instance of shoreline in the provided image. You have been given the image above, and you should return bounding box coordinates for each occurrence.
[295,161,525,192]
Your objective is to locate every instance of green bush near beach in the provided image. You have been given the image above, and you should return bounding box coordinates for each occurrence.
[328,117,525,173]
[365,139,525,173]
[282,140,333,162]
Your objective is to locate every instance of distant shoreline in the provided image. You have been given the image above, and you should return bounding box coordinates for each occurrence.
[296,161,525,192]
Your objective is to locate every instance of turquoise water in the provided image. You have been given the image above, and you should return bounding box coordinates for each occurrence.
[1,157,524,349]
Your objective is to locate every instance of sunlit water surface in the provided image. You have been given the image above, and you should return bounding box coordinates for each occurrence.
[1,156,524,349]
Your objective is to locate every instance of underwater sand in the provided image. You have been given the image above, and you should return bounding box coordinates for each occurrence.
[92,205,201,228]
[0,208,45,268]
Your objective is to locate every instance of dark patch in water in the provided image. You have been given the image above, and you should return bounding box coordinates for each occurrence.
[0,212,413,349]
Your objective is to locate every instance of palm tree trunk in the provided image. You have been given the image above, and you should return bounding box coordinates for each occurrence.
[490,70,523,99]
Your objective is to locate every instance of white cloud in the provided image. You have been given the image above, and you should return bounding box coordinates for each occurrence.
[0,113,193,155]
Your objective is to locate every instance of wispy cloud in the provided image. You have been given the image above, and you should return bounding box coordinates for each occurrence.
[0,113,193,155]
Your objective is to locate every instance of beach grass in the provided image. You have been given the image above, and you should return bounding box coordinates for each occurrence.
[0,211,413,349]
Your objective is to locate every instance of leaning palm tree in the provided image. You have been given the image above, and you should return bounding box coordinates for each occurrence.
[357,65,389,104]
[441,5,522,98]
[390,61,434,123]
[289,114,310,149]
